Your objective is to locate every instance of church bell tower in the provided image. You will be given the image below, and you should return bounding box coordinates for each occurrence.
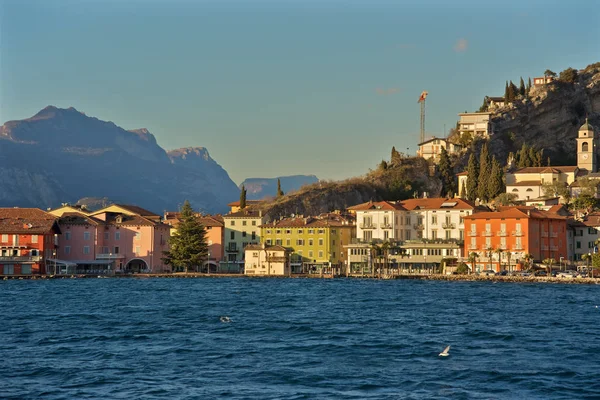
[577,118,596,173]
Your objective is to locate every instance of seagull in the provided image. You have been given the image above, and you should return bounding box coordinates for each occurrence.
[439,345,451,357]
[220,316,231,323]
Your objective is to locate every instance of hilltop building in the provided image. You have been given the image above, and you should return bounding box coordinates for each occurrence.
[458,112,494,139]
[416,137,462,162]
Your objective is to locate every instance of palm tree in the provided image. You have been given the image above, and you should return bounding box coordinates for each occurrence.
[523,253,533,271]
[542,258,555,277]
[494,247,504,272]
[468,252,479,275]
[486,247,494,271]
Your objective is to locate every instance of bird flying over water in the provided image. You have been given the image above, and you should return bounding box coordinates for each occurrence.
[439,346,450,357]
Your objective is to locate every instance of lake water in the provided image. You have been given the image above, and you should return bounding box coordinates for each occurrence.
[1,278,599,399]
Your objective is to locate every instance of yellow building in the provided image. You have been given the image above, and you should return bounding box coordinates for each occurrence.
[260,214,355,274]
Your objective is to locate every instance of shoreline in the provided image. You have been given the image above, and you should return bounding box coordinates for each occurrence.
[2,273,599,285]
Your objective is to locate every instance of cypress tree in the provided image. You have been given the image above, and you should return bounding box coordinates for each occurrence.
[527,77,532,93]
[466,153,479,201]
[504,81,509,103]
[478,144,491,201]
[487,157,504,200]
[277,178,284,197]
[529,147,540,167]
[460,180,467,198]
[438,147,455,197]
[391,146,401,164]
[518,144,530,168]
[239,184,247,209]
[162,200,208,273]
[519,77,525,96]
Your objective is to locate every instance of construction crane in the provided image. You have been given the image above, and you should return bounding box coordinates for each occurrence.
[417,90,428,144]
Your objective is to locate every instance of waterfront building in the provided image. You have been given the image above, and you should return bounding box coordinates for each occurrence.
[0,208,61,276]
[244,244,291,276]
[463,206,567,272]
[568,212,600,262]
[260,213,355,274]
[222,209,265,270]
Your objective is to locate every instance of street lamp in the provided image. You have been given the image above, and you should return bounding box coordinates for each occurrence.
[588,252,591,278]
[560,256,564,272]
[207,251,211,275]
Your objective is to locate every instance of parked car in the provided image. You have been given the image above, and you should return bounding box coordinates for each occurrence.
[534,271,547,277]
[498,270,509,276]
[480,269,496,276]
[557,271,578,278]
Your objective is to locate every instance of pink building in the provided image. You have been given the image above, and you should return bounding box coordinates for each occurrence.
[53,204,171,273]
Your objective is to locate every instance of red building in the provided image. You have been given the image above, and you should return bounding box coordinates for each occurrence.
[0,208,60,275]
[463,206,567,272]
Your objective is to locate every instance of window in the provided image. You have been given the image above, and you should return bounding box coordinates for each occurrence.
[308,250,313,257]
[65,232,71,240]
[275,239,282,245]
[3,265,14,275]
[243,221,247,226]
[230,221,235,226]
[296,239,304,245]
[84,232,91,240]
[135,246,141,255]
[21,265,32,275]
[405,217,411,225]
[276,230,281,234]
[308,229,314,234]
[363,231,372,241]
[252,221,256,226]
[65,246,71,255]
[431,230,437,239]
[83,246,90,254]
[309,239,313,246]
[230,231,235,240]
[252,231,256,240]
[30,249,39,256]
[384,231,389,239]
[242,231,247,237]
[104,232,109,240]
[445,230,451,240]
[266,239,272,245]
[405,230,411,240]
[432,215,437,225]
[115,232,121,240]
[298,230,303,234]
[501,237,507,248]
[102,246,109,253]
[318,251,324,258]
[286,239,291,246]
[485,237,491,248]
[583,142,589,152]
[31,235,38,244]
[319,238,324,246]
[114,246,120,254]
[134,232,141,240]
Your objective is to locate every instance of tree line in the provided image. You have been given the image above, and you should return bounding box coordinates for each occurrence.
[462,143,504,202]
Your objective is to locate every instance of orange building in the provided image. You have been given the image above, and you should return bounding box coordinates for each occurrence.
[463,206,567,272]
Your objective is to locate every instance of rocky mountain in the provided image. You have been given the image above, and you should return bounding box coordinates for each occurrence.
[486,62,600,165]
[0,106,239,213]
[240,175,319,200]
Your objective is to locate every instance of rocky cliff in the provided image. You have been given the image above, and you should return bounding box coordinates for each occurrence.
[488,62,600,164]
[0,106,239,213]
[240,175,319,200]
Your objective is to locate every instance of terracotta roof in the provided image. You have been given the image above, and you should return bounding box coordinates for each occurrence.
[0,208,61,234]
[347,201,404,211]
[103,213,166,227]
[399,198,476,211]
[112,204,159,217]
[514,166,578,174]
[224,209,263,218]
[456,171,468,176]
[506,180,542,187]
[198,215,224,227]
[58,212,103,226]
[464,206,566,220]
[487,96,504,102]
[262,216,352,228]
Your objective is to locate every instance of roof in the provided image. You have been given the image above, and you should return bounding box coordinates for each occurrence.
[103,213,166,227]
[224,209,263,219]
[487,97,504,102]
[227,200,263,207]
[506,180,542,187]
[112,204,159,217]
[580,118,595,132]
[464,206,566,220]
[0,208,61,234]
[347,201,403,211]
[58,212,103,226]
[417,136,447,146]
[513,166,578,174]
[261,216,352,228]
[456,171,468,176]
[399,198,476,211]
[198,215,224,227]
[245,244,289,252]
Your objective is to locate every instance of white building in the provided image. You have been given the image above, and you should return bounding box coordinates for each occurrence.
[417,137,462,162]
[458,112,494,139]
[244,244,290,276]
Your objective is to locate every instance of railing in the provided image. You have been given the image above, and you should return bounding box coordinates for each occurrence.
[0,256,41,262]
[513,245,524,250]
[96,253,124,259]
[359,223,376,229]
[467,231,477,236]
[413,224,424,231]
[512,231,524,237]
[541,245,549,251]
[550,246,558,251]
[380,223,393,229]
[541,232,549,238]
[226,244,238,252]
[442,223,455,229]
[482,231,493,237]
[468,244,478,250]
[550,232,558,238]
[497,231,508,237]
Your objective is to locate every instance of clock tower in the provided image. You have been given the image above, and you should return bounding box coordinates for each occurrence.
[577,118,596,173]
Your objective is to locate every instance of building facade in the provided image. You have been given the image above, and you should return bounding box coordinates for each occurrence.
[244,244,291,276]
[222,209,265,265]
[458,112,494,139]
[416,137,462,161]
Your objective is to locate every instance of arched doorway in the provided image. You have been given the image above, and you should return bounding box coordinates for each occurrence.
[125,258,149,273]
[202,261,219,273]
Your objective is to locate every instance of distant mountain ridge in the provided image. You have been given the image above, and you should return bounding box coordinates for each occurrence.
[0,106,239,213]
[240,175,319,200]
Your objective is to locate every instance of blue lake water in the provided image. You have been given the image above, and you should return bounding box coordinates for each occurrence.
[1,278,600,399]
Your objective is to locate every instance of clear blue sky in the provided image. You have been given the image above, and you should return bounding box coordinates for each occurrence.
[1,0,599,184]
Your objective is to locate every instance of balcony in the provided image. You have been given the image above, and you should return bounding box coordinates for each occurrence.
[497,231,508,237]
[541,245,549,251]
[541,232,549,238]
[550,232,558,238]
[380,223,393,229]
[442,223,456,229]
[550,246,558,251]
[359,223,376,229]
[482,231,493,237]
[467,231,478,237]
[468,244,478,250]
[0,256,41,262]
[512,231,524,237]
[513,245,524,250]
[96,253,124,259]
[413,224,424,231]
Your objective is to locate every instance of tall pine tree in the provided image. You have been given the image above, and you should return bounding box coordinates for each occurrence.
[504,81,509,103]
[277,179,284,197]
[466,153,479,201]
[162,200,208,273]
[519,77,525,96]
[527,77,532,93]
[518,144,531,168]
[477,144,491,201]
